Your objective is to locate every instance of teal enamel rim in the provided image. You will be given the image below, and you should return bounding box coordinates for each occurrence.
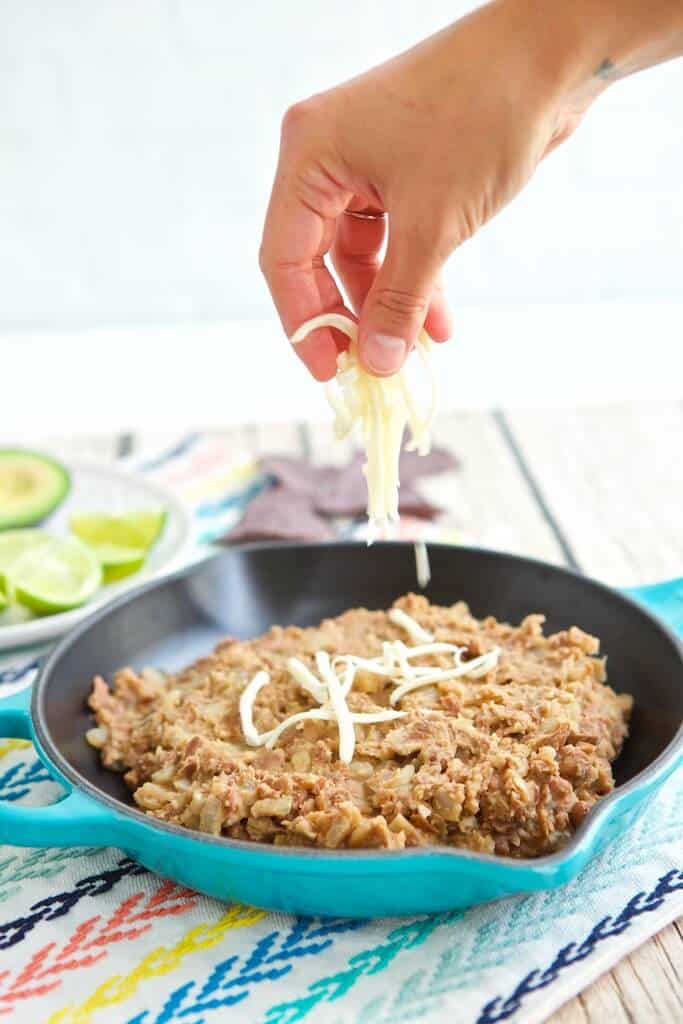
[11,542,680,876]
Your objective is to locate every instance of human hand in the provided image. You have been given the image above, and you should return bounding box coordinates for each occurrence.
[260,0,683,380]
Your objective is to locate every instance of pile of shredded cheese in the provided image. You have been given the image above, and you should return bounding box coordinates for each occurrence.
[239,651,406,764]
[341,609,501,706]
[239,610,500,763]
[289,314,438,544]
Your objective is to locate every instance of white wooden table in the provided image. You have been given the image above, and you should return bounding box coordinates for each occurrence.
[36,399,683,1022]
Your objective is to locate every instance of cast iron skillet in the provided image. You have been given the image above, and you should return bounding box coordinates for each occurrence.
[0,543,681,918]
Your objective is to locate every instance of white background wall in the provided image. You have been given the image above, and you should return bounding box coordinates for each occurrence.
[1,0,682,327]
[1,3,681,434]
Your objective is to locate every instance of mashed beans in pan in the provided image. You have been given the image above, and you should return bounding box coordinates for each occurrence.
[86,594,633,857]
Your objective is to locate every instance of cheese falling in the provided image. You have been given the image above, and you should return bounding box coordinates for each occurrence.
[289,314,438,541]
[414,540,431,589]
[239,611,499,762]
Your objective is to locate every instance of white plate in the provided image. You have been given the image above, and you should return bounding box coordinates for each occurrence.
[0,461,193,651]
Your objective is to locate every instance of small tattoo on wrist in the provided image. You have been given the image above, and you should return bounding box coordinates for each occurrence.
[594,58,618,81]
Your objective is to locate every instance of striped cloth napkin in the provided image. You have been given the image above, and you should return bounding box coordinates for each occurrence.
[0,433,680,1024]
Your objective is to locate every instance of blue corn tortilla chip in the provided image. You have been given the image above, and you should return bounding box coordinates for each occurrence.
[223,446,458,543]
[226,486,335,543]
[314,448,458,518]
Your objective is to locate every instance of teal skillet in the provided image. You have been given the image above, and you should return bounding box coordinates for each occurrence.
[0,543,681,917]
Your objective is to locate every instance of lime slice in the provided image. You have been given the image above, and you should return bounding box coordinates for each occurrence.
[0,450,70,529]
[0,529,47,575]
[10,536,102,614]
[69,508,165,552]
[0,530,51,615]
[92,543,146,583]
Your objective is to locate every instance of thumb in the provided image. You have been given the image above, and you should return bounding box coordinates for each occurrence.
[358,220,443,377]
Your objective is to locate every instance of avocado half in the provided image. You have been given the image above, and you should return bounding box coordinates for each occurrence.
[0,450,71,530]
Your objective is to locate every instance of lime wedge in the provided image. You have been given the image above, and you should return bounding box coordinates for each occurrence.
[92,543,146,583]
[70,508,166,552]
[0,529,48,574]
[10,536,102,614]
[120,509,166,548]
[0,576,7,612]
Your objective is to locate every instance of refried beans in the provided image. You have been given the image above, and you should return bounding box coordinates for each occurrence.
[86,594,633,856]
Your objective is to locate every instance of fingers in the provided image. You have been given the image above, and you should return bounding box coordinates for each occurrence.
[259,184,343,381]
[423,278,453,343]
[331,209,386,315]
[333,212,453,353]
[261,99,456,383]
[259,106,354,381]
[357,215,450,376]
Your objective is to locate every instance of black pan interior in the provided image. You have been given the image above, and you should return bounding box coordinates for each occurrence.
[39,544,683,809]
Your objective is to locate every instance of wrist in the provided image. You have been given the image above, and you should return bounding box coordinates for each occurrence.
[498,0,683,141]
[580,0,683,77]
[513,0,683,93]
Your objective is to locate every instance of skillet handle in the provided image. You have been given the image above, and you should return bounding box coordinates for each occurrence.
[0,686,117,848]
[624,578,683,638]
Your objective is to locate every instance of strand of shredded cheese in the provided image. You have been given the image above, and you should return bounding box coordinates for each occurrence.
[238,670,270,746]
[388,607,434,643]
[388,647,500,706]
[263,708,333,749]
[286,657,328,702]
[239,610,499,761]
[317,651,355,763]
[335,641,462,678]
[289,314,437,541]
[414,541,431,589]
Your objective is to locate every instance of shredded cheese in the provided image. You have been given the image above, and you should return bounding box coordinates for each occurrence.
[239,657,406,764]
[388,607,434,644]
[290,314,438,541]
[238,670,270,746]
[286,657,328,702]
[263,707,333,749]
[239,609,500,760]
[388,647,501,706]
[414,541,431,589]
[317,651,355,763]
[337,609,501,706]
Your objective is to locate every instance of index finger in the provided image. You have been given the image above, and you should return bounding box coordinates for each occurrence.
[259,164,353,382]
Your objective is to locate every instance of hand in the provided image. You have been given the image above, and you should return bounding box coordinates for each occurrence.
[259,0,683,381]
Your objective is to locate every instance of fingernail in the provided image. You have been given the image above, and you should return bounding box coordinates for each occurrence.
[362,333,407,374]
